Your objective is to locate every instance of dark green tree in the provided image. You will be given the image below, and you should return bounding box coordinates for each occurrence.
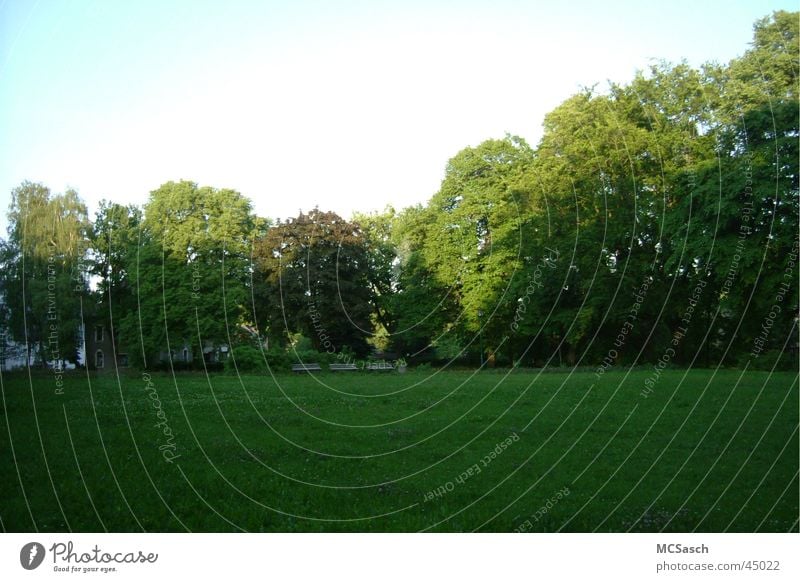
[253,209,374,356]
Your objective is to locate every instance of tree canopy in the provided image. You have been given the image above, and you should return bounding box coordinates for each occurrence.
[1,11,796,371]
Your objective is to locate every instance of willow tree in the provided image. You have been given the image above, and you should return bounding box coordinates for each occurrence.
[0,181,90,367]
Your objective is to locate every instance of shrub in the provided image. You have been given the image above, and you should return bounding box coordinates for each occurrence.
[290,349,333,367]
[263,346,292,373]
[225,345,266,373]
[749,349,796,371]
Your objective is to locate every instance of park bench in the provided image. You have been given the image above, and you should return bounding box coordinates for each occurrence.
[292,363,321,373]
[329,363,358,372]
[366,361,395,371]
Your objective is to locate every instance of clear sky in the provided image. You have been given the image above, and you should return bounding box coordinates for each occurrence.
[0,0,795,229]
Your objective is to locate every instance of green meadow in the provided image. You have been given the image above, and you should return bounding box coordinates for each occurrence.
[1,369,796,532]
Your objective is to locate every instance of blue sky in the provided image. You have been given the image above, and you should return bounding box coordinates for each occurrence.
[0,0,795,229]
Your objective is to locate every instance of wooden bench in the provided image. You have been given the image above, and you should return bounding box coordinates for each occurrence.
[330,363,358,372]
[292,363,321,373]
[366,361,395,371]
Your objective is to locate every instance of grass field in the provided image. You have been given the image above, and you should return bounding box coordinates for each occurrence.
[0,368,797,532]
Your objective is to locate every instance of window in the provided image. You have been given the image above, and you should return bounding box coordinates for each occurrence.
[95,350,104,369]
[117,353,129,367]
[182,348,189,362]
[95,325,104,342]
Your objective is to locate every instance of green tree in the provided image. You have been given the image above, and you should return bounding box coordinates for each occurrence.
[89,202,143,361]
[386,205,458,360]
[420,136,535,362]
[352,207,398,350]
[117,181,258,367]
[0,182,90,367]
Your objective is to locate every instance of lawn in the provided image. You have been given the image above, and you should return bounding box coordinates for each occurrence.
[0,368,797,532]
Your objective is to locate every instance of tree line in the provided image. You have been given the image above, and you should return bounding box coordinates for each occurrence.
[1,12,797,371]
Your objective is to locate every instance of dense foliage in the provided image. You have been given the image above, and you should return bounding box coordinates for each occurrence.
[1,12,796,370]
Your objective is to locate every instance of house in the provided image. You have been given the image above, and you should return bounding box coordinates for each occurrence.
[85,322,229,371]
[85,322,130,371]
[0,294,82,371]
[0,331,33,371]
